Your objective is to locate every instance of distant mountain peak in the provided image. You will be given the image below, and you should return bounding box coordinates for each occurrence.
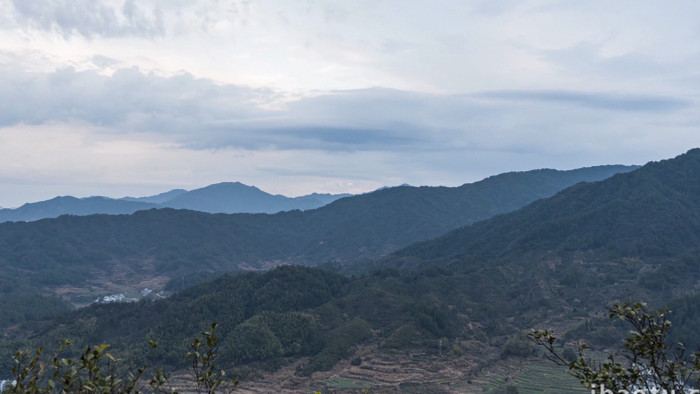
[0,182,353,223]
[200,181,261,190]
[0,161,643,224]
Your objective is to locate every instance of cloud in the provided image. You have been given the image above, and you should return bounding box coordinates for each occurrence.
[233,126,423,152]
[1,66,700,207]
[0,66,266,127]
[0,67,452,152]
[477,90,692,113]
[91,55,120,68]
[9,0,164,38]
[0,66,698,164]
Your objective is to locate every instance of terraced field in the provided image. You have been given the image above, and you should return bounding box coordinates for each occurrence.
[467,360,588,393]
[513,363,588,393]
[233,347,588,393]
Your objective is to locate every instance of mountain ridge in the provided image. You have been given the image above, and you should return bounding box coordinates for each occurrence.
[388,148,700,269]
[6,154,700,392]
[0,182,352,223]
[120,189,187,204]
[0,164,636,306]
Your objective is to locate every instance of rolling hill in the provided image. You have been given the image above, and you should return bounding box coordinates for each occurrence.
[391,148,700,267]
[0,165,634,305]
[4,151,700,392]
[380,148,700,311]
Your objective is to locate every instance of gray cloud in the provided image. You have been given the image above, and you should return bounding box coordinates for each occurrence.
[0,67,432,152]
[477,89,692,113]
[9,0,164,37]
[222,126,424,152]
[3,1,700,207]
[0,66,698,159]
[0,66,265,126]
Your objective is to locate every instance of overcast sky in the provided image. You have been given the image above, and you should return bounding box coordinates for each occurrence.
[1,0,699,207]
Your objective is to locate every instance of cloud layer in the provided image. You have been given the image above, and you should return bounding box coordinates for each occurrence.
[3,66,695,155]
[9,0,164,37]
[1,1,700,206]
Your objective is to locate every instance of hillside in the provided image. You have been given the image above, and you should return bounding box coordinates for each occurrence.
[0,265,575,393]
[382,148,700,311]
[2,151,699,392]
[0,165,634,305]
[391,149,700,266]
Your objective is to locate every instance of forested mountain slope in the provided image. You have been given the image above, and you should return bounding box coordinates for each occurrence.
[391,148,700,268]
[0,264,575,392]
[4,152,700,392]
[382,148,700,309]
[0,165,634,304]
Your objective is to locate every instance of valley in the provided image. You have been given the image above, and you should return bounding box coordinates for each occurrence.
[0,164,636,308]
[0,150,698,392]
[3,3,698,392]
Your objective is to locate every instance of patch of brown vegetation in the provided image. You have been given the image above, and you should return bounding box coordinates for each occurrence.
[231,345,493,394]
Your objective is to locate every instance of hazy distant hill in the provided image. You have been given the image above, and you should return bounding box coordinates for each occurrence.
[0,182,351,223]
[162,182,350,213]
[0,164,635,306]
[120,189,187,204]
[0,196,156,223]
[6,152,700,391]
[13,154,700,391]
[0,149,700,392]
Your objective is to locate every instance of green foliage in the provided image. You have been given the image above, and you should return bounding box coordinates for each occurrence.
[411,301,456,338]
[2,323,236,394]
[563,317,626,348]
[665,293,700,353]
[223,324,281,363]
[0,164,633,304]
[186,323,237,393]
[0,261,565,377]
[382,325,423,349]
[298,317,373,376]
[243,312,321,357]
[500,336,534,359]
[0,293,71,330]
[6,340,156,393]
[389,150,700,299]
[530,301,700,392]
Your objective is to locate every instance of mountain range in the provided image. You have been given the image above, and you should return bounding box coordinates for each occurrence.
[2,150,698,393]
[392,150,700,270]
[376,148,700,314]
[0,182,351,223]
[0,164,635,307]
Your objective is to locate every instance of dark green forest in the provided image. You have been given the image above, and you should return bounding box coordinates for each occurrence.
[1,150,700,391]
[0,266,466,378]
[0,165,632,310]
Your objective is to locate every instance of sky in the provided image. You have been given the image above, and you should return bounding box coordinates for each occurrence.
[1,0,700,207]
